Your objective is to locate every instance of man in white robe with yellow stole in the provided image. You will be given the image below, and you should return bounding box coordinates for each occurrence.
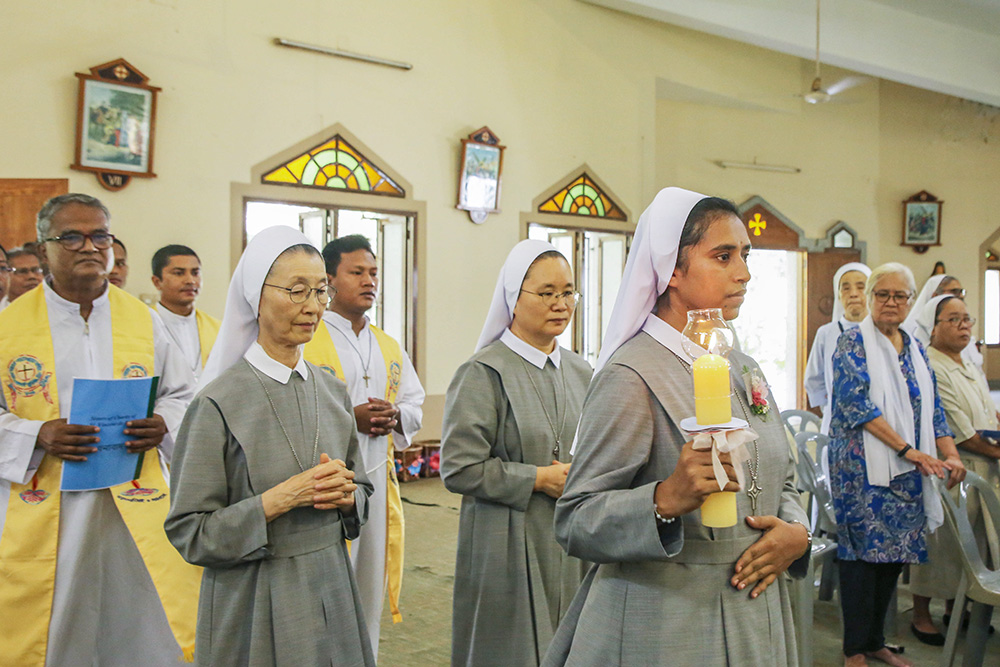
[151,244,221,381]
[0,194,202,666]
[304,234,424,658]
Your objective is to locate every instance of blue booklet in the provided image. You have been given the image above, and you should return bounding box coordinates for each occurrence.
[61,376,159,491]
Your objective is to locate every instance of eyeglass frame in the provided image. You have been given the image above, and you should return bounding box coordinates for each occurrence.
[871,290,913,305]
[41,231,116,251]
[940,287,967,299]
[519,289,581,307]
[936,315,976,327]
[262,282,335,305]
[10,266,44,276]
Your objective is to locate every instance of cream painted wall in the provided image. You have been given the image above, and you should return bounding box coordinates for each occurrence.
[2,0,998,395]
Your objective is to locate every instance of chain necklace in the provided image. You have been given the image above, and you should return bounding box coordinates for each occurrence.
[249,364,320,473]
[518,356,569,458]
[340,324,374,387]
[670,350,764,514]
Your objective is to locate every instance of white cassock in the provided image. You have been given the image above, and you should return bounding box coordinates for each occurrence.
[321,310,424,658]
[0,282,195,666]
[156,303,203,378]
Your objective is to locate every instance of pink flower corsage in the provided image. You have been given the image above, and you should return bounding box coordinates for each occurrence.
[742,366,771,418]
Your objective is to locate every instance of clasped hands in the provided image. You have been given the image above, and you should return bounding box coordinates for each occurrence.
[355,397,399,436]
[36,414,168,461]
[262,453,358,522]
[654,440,810,599]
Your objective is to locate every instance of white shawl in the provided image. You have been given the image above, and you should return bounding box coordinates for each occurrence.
[858,315,942,531]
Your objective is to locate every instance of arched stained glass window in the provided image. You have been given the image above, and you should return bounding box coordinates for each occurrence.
[537,173,626,220]
[262,135,405,197]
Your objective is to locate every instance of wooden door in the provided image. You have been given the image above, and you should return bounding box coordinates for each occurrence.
[804,248,862,400]
[0,179,69,249]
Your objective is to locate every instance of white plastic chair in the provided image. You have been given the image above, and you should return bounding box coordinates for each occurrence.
[935,472,1000,667]
[782,409,822,438]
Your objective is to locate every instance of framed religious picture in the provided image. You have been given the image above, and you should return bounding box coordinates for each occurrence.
[72,59,160,191]
[457,126,505,224]
[901,190,942,252]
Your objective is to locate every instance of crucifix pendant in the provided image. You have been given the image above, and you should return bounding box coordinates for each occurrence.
[746,475,763,514]
[362,374,371,388]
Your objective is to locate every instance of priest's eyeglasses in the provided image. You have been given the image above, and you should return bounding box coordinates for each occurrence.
[263,283,334,305]
[520,289,581,307]
[941,287,967,299]
[42,231,116,251]
[872,290,912,304]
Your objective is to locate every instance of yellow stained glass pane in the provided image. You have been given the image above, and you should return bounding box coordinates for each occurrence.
[262,167,297,184]
[286,155,311,181]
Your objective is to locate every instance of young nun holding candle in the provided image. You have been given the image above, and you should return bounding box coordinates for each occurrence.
[441,240,593,667]
[542,188,810,667]
[165,227,375,667]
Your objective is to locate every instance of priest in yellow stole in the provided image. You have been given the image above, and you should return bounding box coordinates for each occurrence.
[304,234,425,659]
[0,193,201,666]
[151,244,222,381]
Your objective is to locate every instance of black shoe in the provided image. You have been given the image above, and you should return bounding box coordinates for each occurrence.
[884,643,905,654]
[943,613,996,635]
[910,622,946,646]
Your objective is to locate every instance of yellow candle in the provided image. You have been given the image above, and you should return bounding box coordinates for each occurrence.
[693,353,731,426]
[701,491,738,528]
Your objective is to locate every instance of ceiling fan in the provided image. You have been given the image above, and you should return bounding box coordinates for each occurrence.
[803,0,867,104]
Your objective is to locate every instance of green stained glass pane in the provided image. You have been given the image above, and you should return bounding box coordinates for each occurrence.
[327,177,347,189]
[335,150,360,171]
[352,165,372,191]
[311,149,339,169]
[578,206,591,215]
[301,159,321,185]
[593,195,606,217]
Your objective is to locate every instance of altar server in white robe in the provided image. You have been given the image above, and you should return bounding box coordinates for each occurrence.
[151,244,221,380]
[804,262,870,433]
[543,188,810,667]
[0,193,200,666]
[303,234,424,657]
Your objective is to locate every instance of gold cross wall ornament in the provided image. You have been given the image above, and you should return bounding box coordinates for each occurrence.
[749,213,767,236]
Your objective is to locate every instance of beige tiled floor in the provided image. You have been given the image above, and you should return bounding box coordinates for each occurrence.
[378,477,999,667]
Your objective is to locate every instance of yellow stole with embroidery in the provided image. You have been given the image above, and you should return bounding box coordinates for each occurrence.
[303,319,406,623]
[0,285,200,664]
[194,309,221,368]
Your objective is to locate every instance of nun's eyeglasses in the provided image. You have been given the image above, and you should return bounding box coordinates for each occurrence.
[520,289,581,307]
[263,283,334,305]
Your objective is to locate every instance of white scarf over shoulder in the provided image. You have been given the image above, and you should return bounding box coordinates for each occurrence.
[858,315,942,531]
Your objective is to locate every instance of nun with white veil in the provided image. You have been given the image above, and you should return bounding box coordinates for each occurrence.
[904,273,984,370]
[542,188,810,667]
[441,240,593,667]
[803,262,871,433]
[165,227,375,667]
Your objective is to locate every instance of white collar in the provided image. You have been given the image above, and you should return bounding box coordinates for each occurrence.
[324,310,369,338]
[840,316,862,329]
[156,302,197,323]
[43,279,109,315]
[244,341,309,383]
[500,328,561,369]
[640,312,710,365]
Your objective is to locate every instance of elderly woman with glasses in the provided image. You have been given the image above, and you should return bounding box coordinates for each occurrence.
[165,227,375,666]
[441,240,593,667]
[828,262,966,667]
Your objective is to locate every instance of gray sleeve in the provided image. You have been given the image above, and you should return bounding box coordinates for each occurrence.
[803,328,827,409]
[440,360,537,511]
[165,395,270,568]
[556,364,683,564]
[776,444,811,578]
[341,388,372,540]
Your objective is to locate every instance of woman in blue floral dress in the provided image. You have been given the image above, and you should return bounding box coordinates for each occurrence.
[828,263,965,667]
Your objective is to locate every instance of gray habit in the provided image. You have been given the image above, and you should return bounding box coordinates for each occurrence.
[441,341,593,667]
[542,332,809,667]
[165,359,376,667]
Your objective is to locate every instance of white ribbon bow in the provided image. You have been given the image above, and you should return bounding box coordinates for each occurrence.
[691,427,759,491]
